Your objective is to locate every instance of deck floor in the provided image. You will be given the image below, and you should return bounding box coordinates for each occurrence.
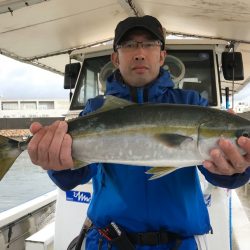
[232,183,250,250]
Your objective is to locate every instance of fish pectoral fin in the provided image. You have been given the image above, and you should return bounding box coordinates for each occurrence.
[154,133,193,147]
[72,159,92,169]
[145,166,177,180]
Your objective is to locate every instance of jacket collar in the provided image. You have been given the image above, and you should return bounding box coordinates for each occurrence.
[105,68,175,102]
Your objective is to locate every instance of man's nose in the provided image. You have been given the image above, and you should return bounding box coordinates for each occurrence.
[134,54,145,61]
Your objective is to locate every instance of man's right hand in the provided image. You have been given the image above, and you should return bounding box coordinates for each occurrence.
[28,121,74,171]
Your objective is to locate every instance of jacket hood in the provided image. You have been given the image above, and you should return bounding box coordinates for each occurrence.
[105,68,175,101]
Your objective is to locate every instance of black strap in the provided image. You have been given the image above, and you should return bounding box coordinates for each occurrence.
[67,235,79,250]
[129,86,138,103]
[75,227,88,250]
[67,218,93,250]
[98,222,182,250]
[143,88,148,102]
[110,231,135,250]
[67,227,87,250]
[127,231,182,246]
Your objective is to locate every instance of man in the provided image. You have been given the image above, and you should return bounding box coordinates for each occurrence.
[28,15,250,250]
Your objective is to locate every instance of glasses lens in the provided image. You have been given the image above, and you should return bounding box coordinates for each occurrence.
[117,40,162,50]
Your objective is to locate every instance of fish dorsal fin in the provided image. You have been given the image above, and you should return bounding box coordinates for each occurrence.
[103,95,135,110]
[100,95,134,112]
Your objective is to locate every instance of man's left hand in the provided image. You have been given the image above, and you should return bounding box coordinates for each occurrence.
[203,136,250,175]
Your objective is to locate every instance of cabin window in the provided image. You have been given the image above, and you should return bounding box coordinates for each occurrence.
[70,55,110,110]
[166,50,217,106]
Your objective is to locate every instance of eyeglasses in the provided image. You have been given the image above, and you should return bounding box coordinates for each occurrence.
[116,40,163,51]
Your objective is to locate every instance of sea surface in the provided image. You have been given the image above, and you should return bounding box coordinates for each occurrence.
[0,151,56,213]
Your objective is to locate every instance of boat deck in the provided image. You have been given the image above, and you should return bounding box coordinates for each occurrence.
[232,183,250,250]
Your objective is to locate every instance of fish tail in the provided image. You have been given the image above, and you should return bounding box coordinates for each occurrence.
[0,135,23,181]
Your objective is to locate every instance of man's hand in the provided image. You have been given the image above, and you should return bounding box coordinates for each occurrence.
[28,121,74,171]
[203,136,250,175]
[203,109,250,175]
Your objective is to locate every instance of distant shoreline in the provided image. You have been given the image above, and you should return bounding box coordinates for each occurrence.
[0,129,30,140]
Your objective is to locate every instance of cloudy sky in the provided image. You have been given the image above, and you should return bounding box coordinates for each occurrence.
[0,54,249,104]
[0,55,68,100]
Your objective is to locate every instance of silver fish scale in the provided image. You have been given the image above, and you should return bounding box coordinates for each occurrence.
[72,131,202,168]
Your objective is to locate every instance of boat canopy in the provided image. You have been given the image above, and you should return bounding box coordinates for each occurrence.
[0,0,250,93]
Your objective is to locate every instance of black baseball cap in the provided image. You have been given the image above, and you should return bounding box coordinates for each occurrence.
[113,15,165,51]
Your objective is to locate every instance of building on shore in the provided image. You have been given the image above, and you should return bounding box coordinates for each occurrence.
[0,99,69,118]
[0,99,70,140]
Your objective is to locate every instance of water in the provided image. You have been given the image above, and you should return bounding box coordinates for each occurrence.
[0,151,56,212]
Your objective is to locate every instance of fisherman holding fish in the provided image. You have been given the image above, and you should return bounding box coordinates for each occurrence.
[27,16,250,250]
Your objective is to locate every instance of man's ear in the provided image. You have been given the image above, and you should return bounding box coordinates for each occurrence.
[111,52,119,68]
[160,50,167,66]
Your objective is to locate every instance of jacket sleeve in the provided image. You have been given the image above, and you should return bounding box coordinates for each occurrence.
[198,166,250,189]
[47,96,105,191]
[47,164,98,191]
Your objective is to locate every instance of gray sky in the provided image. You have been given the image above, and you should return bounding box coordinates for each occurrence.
[0,54,249,103]
[0,55,69,100]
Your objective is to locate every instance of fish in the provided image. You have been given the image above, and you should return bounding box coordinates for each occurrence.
[0,95,250,180]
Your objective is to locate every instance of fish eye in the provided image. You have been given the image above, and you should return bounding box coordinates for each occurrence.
[235,130,249,139]
[242,131,249,138]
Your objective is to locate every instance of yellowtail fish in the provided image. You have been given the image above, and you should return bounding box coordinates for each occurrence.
[0,96,249,180]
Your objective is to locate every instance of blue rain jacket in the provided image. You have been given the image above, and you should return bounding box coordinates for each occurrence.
[48,69,250,250]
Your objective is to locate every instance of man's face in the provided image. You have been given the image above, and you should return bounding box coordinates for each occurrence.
[111,30,166,87]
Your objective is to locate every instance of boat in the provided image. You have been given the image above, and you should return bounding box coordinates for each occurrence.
[0,1,250,249]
